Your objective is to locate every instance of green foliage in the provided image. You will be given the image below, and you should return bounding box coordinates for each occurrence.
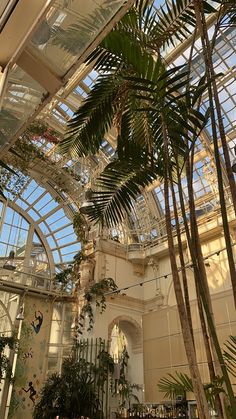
[53,250,84,292]
[77,278,118,334]
[158,372,193,399]
[96,349,115,386]
[27,121,48,136]
[58,0,210,228]
[217,0,236,26]
[113,347,142,408]
[33,357,101,419]
[0,334,18,382]
[0,161,20,198]
[0,109,20,146]
[82,158,162,227]
[73,212,89,241]
[158,372,226,410]
[158,335,236,414]
[0,166,29,199]
[223,335,236,378]
[0,119,60,198]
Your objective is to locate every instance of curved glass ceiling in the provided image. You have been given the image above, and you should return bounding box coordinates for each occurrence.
[8,178,80,265]
[2,1,236,247]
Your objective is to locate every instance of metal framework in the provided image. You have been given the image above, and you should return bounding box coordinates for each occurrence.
[0,1,235,258]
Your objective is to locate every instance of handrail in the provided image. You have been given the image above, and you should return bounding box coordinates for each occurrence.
[0,267,74,299]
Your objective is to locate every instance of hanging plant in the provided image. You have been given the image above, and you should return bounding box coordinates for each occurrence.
[27,120,62,144]
[110,347,142,409]
[3,120,62,176]
[53,250,85,292]
[0,334,18,382]
[63,166,81,182]
[77,278,118,334]
[4,137,46,175]
[0,166,29,199]
[73,212,90,242]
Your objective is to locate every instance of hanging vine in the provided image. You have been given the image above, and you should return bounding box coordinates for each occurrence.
[73,212,90,242]
[53,250,86,292]
[77,278,118,334]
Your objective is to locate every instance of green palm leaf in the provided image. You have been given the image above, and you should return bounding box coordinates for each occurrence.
[59,74,121,157]
[158,372,193,399]
[158,372,225,409]
[223,335,236,378]
[83,157,162,227]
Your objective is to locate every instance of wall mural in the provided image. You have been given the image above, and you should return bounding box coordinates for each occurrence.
[9,296,53,419]
[31,311,43,334]
[21,381,37,404]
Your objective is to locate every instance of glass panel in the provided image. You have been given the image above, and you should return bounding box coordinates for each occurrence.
[0,66,46,146]
[29,0,125,76]
[30,232,50,276]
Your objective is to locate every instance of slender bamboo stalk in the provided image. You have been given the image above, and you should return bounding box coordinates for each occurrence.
[175,155,224,418]
[200,3,236,216]
[170,176,194,344]
[186,151,236,415]
[162,116,210,419]
[195,281,224,418]
[193,0,236,308]
[187,145,227,417]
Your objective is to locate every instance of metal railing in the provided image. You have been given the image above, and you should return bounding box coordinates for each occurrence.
[0,267,73,298]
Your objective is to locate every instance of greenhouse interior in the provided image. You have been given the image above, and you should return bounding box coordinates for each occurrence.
[0,0,236,418]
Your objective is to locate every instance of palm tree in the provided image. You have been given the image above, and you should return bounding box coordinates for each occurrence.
[158,335,236,417]
[58,0,236,416]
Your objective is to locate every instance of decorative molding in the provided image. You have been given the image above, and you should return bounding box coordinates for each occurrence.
[132,263,145,276]
[144,294,166,313]
[95,238,127,259]
[107,294,144,313]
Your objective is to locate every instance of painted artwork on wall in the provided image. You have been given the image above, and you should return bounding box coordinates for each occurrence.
[9,296,52,419]
[22,381,37,404]
[31,311,43,334]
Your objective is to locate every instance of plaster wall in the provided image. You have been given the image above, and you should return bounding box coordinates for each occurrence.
[94,239,145,300]
[142,232,236,403]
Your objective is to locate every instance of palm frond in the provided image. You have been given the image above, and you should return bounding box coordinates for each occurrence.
[158,372,193,399]
[218,0,236,26]
[59,74,121,157]
[84,158,162,227]
[223,335,236,378]
[158,372,225,409]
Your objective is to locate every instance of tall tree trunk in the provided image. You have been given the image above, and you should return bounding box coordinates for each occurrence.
[195,282,224,418]
[175,156,224,418]
[170,176,194,344]
[193,0,236,308]
[200,3,236,216]
[162,118,210,419]
[185,144,236,415]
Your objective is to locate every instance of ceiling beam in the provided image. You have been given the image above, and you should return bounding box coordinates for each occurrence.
[17,48,63,94]
[0,0,55,69]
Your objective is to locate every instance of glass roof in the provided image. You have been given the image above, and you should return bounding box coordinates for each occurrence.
[3,178,81,266]
[0,0,131,153]
[0,65,46,146]
[1,1,236,247]
[37,4,236,245]
[30,0,126,76]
